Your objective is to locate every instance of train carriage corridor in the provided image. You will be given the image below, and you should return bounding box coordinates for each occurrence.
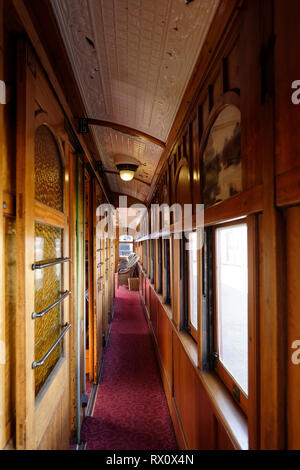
[1,0,300,453]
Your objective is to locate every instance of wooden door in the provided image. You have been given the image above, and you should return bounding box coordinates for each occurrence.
[15,41,71,450]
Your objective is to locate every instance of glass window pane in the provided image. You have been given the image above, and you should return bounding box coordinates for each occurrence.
[34,223,63,396]
[119,243,133,257]
[216,224,248,394]
[35,125,63,211]
[5,218,16,423]
[189,232,198,331]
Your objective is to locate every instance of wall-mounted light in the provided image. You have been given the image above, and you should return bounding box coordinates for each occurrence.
[117,163,139,182]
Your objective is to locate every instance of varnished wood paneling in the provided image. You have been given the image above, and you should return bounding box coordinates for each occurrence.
[38,387,69,450]
[239,0,263,189]
[173,333,215,450]
[216,420,235,450]
[150,288,158,337]
[157,303,172,388]
[259,0,285,450]
[286,206,300,449]
[274,0,300,176]
[276,167,300,208]
[226,40,240,92]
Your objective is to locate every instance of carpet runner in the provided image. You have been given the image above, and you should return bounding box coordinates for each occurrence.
[81,284,177,450]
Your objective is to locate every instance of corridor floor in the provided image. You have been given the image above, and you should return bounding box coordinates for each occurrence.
[81,284,178,450]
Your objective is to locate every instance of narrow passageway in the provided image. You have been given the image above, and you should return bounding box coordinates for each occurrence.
[81,283,178,450]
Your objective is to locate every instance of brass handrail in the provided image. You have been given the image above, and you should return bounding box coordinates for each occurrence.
[32,257,71,270]
[32,323,71,369]
[32,291,71,319]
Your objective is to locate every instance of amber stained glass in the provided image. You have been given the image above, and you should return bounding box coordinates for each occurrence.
[35,125,63,211]
[5,219,16,423]
[34,223,63,396]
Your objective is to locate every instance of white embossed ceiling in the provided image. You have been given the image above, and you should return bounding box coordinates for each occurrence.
[51,0,220,200]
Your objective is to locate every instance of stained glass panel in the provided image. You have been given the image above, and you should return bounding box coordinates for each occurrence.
[34,223,63,396]
[35,125,63,211]
[5,218,16,424]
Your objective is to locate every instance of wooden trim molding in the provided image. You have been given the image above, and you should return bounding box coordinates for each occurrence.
[87,119,165,149]
[204,185,263,226]
[276,166,300,207]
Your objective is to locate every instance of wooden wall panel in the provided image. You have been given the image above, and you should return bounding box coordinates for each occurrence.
[239,0,262,189]
[286,205,300,449]
[226,40,240,91]
[37,388,69,450]
[274,0,300,176]
[150,288,158,337]
[173,334,215,450]
[157,304,172,388]
[216,420,235,450]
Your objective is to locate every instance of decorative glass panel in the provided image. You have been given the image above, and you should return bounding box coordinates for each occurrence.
[5,219,16,423]
[202,106,242,207]
[34,223,63,396]
[35,125,63,211]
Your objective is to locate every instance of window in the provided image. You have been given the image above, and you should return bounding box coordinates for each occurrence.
[214,221,248,413]
[151,239,154,283]
[188,232,198,341]
[157,237,163,294]
[119,235,133,258]
[163,238,171,304]
[147,240,151,278]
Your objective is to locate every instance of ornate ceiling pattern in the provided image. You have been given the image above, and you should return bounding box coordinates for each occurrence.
[51,0,219,200]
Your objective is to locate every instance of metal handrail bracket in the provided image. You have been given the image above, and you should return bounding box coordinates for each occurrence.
[32,323,71,369]
[32,291,72,319]
[32,257,71,270]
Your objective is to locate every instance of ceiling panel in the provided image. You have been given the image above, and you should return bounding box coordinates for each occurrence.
[108,172,149,201]
[51,0,220,200]
[91,126,163,184]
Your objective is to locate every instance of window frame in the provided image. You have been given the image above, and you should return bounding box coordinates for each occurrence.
[212,217,251,416]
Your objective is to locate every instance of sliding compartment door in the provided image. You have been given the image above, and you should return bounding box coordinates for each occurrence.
[16,41,71,450]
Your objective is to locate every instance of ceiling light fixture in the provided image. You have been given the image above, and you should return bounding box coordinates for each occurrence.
[116,163,139,182]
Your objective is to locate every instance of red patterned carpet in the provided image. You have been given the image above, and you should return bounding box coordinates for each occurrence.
[81,284,178,450]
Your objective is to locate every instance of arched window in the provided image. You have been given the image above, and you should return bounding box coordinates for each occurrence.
[202,105,241,207]
[34,125,64,211]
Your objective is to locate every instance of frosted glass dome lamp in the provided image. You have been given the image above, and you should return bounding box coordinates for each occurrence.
[117,163,139,182]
